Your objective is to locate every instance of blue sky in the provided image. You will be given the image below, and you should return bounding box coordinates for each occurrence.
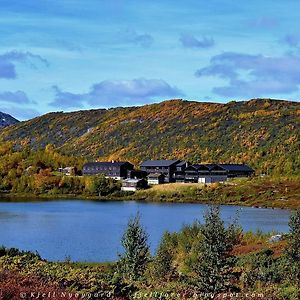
[1,0,300,120]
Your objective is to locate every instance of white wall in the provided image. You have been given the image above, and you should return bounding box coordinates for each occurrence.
[198,176,228,183]
[121,186,137,191]
[148,179,160,185]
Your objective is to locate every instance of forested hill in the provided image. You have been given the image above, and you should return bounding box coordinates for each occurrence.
[0,112,19,128]
[0,98,299,175]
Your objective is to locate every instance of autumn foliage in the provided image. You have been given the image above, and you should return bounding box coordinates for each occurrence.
[0,271,66,300]
[0,98,299,175]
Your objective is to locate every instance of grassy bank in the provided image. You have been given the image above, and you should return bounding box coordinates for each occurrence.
[1,176,299,209]
[133,176,300,209]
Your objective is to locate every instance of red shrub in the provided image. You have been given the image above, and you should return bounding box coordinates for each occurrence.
[0,271,66,300]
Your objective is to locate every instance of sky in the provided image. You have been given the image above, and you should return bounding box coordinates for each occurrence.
[1,0,300,120]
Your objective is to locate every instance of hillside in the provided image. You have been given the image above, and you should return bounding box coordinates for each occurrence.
[0,112,19,128]
[0,98,299,175]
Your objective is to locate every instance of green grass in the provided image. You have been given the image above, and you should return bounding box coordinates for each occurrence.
[133,176,300,209]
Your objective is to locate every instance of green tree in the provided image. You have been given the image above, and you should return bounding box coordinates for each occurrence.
[118,213,150,281]
[94,174,112,196]
[153,231,174,280]
[285,208,300,284]
[192,205,238,293]
[85,174,120,196]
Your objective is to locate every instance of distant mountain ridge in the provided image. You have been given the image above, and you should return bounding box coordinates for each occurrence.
[0,112,19,128]
[0,98,299,175]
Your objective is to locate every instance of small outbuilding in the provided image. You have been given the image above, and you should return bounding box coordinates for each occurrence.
[121,179,148,192]
[147,173,165,185]
[59,167,77,176]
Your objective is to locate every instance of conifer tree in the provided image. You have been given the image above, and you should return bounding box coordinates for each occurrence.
[119,213,150,281]
[285,208,300,283]
[153,232,174,279]
[192,205,237,293]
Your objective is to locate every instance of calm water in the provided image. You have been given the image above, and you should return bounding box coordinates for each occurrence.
[0,200,291,262]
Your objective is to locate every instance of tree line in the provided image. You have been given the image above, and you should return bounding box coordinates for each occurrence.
[0,142,121,196]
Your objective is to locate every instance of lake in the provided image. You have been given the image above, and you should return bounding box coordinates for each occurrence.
[0,200,291,262]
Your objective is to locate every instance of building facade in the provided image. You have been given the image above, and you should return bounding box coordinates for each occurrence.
[185,163,254,183]
[174,161,190,182]
[140,160,254,184]
[140,160,181,183]
[82,161,134,179]
[218,164,254,178]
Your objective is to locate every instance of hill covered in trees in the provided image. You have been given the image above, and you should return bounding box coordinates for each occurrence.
[0,98,299,175]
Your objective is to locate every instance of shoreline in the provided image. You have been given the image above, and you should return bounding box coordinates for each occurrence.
[1,176,299,209]
[0,191,297,210]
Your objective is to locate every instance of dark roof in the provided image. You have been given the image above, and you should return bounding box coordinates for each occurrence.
[188,163,254,172]
[140,160,180,167]
[186,164,217,171]
[188,164,211,171]
[218,164,254,172]
[83,161,133,168]
[203,164,218,170]
[176,161,188,167]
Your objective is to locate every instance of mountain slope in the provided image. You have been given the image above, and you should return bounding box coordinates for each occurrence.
[0,99,299,175]
[0,112,19,128]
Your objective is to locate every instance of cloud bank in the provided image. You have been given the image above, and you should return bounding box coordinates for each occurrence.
[196,52,300,97]
[50,78,184,109]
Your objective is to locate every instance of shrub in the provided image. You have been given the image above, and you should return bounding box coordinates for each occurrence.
[241,249,282,288]
[0,246,41,260]
[285,208,300,284]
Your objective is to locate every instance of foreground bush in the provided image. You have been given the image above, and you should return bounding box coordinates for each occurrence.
[0,271,66,300]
